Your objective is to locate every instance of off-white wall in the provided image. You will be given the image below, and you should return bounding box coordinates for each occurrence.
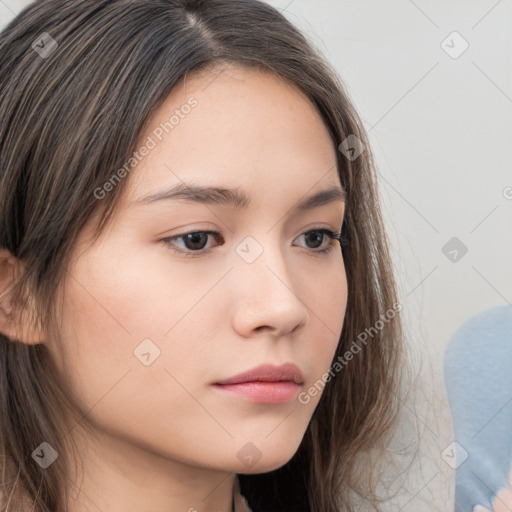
[1,1,511,510]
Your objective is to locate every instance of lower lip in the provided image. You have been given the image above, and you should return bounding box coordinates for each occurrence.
[212,381,301,404]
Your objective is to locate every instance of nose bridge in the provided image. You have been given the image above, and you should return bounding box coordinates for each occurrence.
[230,232,309,336]
[235,233,292,294]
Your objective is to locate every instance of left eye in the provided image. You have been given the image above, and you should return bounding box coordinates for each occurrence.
[161,229,342,258]
[297,229,340,250]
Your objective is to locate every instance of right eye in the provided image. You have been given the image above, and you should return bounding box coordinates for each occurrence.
[161,231,224,258]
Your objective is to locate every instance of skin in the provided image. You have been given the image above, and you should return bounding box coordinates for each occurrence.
[0,64,347,512]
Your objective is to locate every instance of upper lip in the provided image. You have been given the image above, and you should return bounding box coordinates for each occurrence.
[214,363,304,385]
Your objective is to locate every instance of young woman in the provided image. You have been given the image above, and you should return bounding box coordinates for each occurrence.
[0,1,404,511]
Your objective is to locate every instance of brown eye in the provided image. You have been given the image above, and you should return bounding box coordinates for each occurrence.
[303,230,324,249]
[161,231,223,257]
[180,232,209,251]
[295,229,341,253]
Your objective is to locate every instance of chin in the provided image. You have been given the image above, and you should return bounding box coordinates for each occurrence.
[232,442,302,475]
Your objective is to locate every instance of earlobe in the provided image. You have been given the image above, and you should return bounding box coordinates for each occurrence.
[0,248,45,345]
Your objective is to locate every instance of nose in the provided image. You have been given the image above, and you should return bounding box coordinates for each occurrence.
[230,242,310,339]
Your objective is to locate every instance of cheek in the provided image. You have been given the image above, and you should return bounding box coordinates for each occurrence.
[49,255,215,450]
[312,254,347,328]
[61,238,214,341]
[323,257,348,334]
[51,242,222,407]
[301,257,347,384]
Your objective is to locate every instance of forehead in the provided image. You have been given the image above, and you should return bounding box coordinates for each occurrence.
[121,63,341,209]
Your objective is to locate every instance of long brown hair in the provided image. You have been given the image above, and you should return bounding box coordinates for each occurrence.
[0,1,404,510]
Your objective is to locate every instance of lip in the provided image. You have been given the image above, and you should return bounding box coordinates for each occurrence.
[213,363,304,386]
[212,363,304,404]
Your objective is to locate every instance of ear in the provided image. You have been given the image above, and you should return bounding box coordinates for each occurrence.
[0,248,46,345]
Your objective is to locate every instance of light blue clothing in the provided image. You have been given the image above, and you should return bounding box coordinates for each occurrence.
[444,305,512,512]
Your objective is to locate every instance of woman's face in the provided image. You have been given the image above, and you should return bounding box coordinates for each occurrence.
[50,64,347,474]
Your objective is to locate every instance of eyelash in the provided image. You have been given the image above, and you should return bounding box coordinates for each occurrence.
[161,228,347,259]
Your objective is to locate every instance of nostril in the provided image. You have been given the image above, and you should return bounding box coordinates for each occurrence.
[254,325,271,333]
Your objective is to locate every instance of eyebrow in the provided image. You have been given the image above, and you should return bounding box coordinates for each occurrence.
[133,183,346,212]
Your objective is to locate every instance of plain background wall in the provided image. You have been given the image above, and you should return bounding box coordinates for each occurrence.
[1,1,511,510]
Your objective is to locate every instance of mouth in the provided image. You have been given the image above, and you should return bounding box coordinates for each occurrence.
[212,363,304,404]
